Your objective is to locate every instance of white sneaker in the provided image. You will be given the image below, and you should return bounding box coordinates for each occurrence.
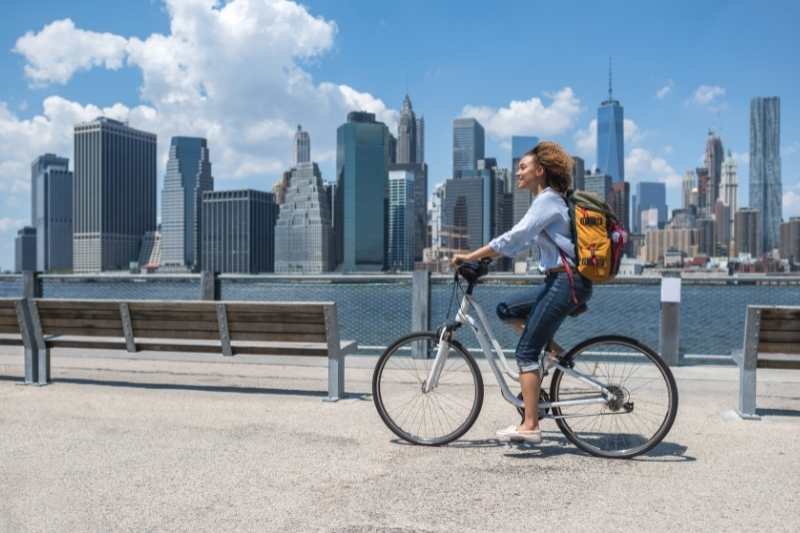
[495,425,543,444]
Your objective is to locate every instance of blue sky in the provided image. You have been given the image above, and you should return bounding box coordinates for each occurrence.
[1,0,798,270]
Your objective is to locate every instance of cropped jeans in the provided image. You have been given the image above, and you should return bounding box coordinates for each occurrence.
[495,271,592,373]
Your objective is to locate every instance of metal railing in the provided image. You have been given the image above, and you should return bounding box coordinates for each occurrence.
[2,271,799,363]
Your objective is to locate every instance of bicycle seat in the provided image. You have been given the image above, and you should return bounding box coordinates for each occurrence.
[456,258,491,283]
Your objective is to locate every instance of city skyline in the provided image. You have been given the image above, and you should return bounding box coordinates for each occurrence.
[0,1,799,269]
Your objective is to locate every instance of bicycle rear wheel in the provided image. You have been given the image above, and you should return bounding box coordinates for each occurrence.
[372,332,483,446]
[550,335,678,459]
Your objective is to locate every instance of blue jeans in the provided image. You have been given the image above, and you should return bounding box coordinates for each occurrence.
[496,272,592,373]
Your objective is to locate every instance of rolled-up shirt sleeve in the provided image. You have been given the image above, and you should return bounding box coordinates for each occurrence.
[488,196,560,257]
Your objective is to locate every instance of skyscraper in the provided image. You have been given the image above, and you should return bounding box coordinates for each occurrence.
[396,95,417,164]
[584,171,613,202]
[294,124,310,165]
[683,170,696,209]
[571,156,585,191]
[634,182,667,232]
[14,227,36,273]
[335,111,390,272]
[387,168,415,270]
[749,96,782,252]
[704,130,724,206]
[735,208,762,257]
[780,218,800,263]
[511,136,539,173]
[596,61,625,183]
[274,162,333,273]
[609,181,631,232]
[31,153,73,272]
[429,183,445,249]
[720,150,738,245]
[160,137,214,272]
[201,189,278,273]
[415,116,425,163]
[73,118,156,273]
[453,118,485,178]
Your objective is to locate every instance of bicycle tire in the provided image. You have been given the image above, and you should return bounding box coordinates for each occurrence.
[549,335,678,459]
[372,331,484,446]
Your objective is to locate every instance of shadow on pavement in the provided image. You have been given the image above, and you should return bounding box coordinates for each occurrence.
[391,434,695,462]
[757,407,800,417]
[19,376,370,401]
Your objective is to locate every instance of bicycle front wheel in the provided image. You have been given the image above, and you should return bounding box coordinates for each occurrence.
[372,331,484,446]
[550,335,678,459]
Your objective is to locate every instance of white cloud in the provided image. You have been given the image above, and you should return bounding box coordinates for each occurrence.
[0,218,27,233]
[656,80,674,99]
[784,191,800,218]
[573,118,644,162]
[0,97,158,195]
[6,0,398,196]
[690,85,726,107]
[13,18,128,86]
[460,87,581,139]
[625,148,682,188]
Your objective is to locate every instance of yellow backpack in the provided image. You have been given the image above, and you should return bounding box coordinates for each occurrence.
[562,190,626,283]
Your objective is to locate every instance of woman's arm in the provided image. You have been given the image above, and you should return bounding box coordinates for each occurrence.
[450,244,500,267]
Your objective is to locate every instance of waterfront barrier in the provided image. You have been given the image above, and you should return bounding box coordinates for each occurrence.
[2,271,799,362]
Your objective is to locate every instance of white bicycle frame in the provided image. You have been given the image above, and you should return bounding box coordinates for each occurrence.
[423,291,614,412]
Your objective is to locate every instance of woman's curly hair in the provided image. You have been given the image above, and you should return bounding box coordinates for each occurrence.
[525,141,573,193]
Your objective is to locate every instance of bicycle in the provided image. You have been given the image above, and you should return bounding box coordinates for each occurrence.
[372,258,679,459]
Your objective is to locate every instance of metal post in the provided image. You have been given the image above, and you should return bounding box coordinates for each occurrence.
[22,271,43,299]
[200,271,220,300]
[659,272,681,366]
[21,272,43,383]
[737,306,761,419]
[412,269,431,358]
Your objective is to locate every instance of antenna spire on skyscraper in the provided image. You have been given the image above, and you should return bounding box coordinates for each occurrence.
[608,56,613,100]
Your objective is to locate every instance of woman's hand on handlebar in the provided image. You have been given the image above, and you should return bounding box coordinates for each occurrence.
[450,254,469,267]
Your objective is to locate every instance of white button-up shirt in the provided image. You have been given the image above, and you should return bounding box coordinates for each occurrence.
[488,187,575,271]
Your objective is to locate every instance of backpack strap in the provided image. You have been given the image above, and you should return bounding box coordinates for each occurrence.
[541,230,579,306]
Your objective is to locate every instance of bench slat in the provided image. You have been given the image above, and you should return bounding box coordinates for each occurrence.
[760,319,800,332]
[0,324,22,334]
[757,342,800,354]
[230,331,328,343]
[36,301,121,311]
[43,326,124,337]
[0,307,19,317]
[225,311,326,325]
[127,342,223,354]
[131,319,219,332]
[45,339,129,350]
[759,330,800,343]
[129,311,219,322]
[0,316,20,326]
[757,353,800,369]
[227,322,326,334]
[132,329,221,340]
[36,309,121,321]
[761,308,800,320]
[41,318,122,329]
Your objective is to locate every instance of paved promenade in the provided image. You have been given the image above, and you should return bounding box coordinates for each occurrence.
[1,349,799,533]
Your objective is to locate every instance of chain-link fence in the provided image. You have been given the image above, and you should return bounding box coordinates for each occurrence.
[1,273,798,359]
[220,276,413,348]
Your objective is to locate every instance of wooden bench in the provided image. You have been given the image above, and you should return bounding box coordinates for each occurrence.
[0,298,38,383]
[26,299,357,400]
[733,305,800,418]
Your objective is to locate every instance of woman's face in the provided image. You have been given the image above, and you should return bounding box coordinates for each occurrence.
[516,154,545,192]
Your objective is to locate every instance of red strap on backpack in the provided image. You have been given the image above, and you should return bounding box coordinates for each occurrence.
[558,249,580,306]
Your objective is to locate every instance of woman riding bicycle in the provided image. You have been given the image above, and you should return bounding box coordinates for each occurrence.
[450,140,591,444]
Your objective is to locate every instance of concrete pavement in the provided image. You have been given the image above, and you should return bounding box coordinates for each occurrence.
[1,349,799,532]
